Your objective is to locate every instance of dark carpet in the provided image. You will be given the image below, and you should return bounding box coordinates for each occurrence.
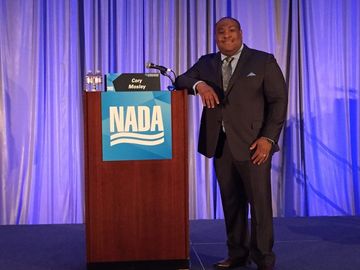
[1,217,360,270]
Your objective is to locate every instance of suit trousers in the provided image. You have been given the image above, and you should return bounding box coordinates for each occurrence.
[214,131,275,267]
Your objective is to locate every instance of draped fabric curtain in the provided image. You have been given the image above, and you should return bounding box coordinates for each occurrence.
[287,0,360,216]
[0,0,359,224]
[0,0,84,224]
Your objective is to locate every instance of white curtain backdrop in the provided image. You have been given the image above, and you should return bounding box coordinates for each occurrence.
[0,0,359,224]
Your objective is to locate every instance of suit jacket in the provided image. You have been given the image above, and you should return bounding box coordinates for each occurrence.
[175,45,288,161]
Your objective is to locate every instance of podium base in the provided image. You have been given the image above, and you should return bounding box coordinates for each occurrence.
[87,259,190,270]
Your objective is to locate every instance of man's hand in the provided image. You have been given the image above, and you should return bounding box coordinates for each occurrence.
[250,137,273,165]
[196,82,219,108]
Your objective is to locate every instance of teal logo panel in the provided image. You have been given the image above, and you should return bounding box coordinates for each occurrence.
[101,91,172,161]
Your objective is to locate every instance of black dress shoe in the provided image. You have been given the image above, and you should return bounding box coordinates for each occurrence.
[214,257,251,268]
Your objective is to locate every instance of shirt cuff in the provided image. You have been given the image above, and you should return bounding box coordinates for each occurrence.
[193,81,204,95]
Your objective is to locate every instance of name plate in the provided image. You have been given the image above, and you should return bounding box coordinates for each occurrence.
[101,91,172,161]
[106,73,160,91]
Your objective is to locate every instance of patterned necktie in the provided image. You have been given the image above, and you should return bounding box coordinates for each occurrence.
[222,56,234,91]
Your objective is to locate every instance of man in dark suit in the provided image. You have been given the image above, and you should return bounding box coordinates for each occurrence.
[175,17,288,270]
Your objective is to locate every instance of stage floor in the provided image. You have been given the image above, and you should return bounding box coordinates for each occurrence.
[1,217,360,270]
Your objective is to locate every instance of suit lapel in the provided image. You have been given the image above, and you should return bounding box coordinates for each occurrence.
[225,45,252,96]
[210,53,224,98]
[213,52,222,87]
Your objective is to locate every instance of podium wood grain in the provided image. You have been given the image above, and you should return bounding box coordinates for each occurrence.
[83,91,189,262]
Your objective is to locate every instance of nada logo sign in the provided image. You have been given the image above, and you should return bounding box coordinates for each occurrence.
[101,91,172,161]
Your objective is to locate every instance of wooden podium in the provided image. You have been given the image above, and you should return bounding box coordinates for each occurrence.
[83,91,189,269]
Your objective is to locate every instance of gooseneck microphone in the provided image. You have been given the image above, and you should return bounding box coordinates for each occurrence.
[145,61,177,90]
[145,62,171,74]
